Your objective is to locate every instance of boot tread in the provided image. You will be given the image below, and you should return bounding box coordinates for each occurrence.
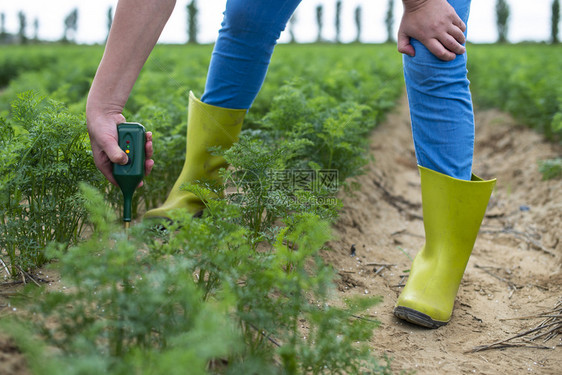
[393,306,448,329]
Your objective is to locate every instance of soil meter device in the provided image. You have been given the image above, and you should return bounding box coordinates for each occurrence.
[112,122,146,229]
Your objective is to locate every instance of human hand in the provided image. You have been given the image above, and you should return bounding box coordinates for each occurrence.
[398,0,467,61]
[86,106,154,187]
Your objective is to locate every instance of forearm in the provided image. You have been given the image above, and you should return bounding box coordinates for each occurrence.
[87,0,176,114]
[402,0,429,11]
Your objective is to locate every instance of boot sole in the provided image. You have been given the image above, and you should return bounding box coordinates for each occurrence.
[393,306,448,329]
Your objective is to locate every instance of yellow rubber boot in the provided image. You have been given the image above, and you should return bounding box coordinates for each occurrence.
[394,165,496,328]
[144,92,246,221]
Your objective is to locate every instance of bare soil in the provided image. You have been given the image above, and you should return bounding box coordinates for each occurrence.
[0,268,58,375]
[1,95,560,374]
[326,94,562,374]
[0,336,30,375]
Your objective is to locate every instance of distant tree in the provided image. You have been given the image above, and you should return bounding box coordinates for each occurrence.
[385,0,395,43]
[33,18,39,42]
[18,11,27,44]
[0,13,5,37]
[106,6,113,42]
[552,0,560,44]
[288,13,297,43]
[335,0,342,43]
[354,6,362,43]
[495,0,510,43]
[186,0,198,44]
[316,5,323,43]
[63,8,79,43]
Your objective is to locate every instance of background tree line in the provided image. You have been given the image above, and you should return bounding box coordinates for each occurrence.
[0,0,560,45]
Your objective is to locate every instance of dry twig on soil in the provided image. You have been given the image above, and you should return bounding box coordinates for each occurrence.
[366,262,395,277]
[371,177,422,221]
[469,299,562,353]
[16,265,41,287]
[391,274,408,288]
[474,264,522,298]
[480,226,556,257]
[0,257,10,277]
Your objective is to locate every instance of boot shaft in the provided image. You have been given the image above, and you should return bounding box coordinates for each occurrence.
[183,91,246,180]
[186,91,245,150]
[144,92,246,220]
[420,165,496,257]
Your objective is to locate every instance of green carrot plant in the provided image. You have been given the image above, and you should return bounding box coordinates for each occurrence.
[468,44,562,141]
[0,92,105,276]
[538,158,562,180]
[7,183,391,374]
[468,44,562,180]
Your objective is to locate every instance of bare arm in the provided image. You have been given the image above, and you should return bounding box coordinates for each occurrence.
[86,0,176,185]
[398,0,466,61]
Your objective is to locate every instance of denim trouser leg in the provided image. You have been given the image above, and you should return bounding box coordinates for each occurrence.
[201,0,301,110]
[404,0,473,180]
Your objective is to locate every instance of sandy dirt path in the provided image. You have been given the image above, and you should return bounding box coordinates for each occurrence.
[325,94,562,374]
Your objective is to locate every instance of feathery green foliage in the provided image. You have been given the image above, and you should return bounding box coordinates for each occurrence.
[7,184,391,374]
[467,44,562,179]
[0,44,404,374]
[538,158,562,180]
[0,92,104,275]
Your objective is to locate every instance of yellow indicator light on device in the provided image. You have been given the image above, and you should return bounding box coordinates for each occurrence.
[126,150,130,154]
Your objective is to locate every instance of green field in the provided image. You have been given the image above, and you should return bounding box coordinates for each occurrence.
[0,43,560,374]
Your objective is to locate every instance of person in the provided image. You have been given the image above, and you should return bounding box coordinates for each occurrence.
[86,0,495,329]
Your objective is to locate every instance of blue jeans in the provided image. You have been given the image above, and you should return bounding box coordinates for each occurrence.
[202,0,474,180]
[404,0,473,180]
[201,0,301,109]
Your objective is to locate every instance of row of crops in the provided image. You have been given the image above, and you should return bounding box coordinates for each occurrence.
[0,43,560,374]
[0,44,404,270]
[0,44,403,374]
[467,44,562,178]
[468,44,562,140]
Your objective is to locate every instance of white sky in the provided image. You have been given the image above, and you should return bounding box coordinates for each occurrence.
[0,0,558,44]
